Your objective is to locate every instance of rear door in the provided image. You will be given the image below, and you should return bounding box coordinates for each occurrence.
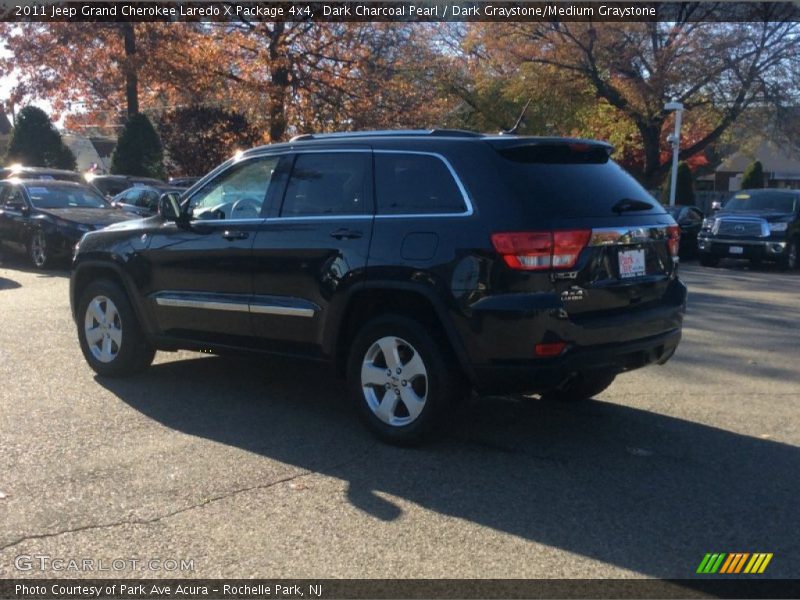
[250,149,374,355]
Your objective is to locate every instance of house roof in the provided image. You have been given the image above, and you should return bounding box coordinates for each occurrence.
[718,140,800,175]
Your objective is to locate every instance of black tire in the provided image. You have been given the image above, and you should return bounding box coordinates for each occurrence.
[779,239,798,271]
[699,254,720,268]
[542,371,617,403]
[27,229,53,269]
[77,279,155,377]
[346,314,462,445]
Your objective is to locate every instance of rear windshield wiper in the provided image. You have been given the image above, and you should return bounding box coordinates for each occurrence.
[611,198,654,214]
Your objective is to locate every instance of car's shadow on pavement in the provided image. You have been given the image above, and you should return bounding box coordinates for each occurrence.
[98,354,799,580]
[0,275,21,290]
[0,250,70,278]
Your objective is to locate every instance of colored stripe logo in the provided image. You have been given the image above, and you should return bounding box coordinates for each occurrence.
[697,553,773,574]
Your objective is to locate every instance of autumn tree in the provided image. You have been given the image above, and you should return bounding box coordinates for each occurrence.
[184,22,455,141]
[110,113,164,178]
[5,105,76,170]
[158,106,262,176]
[0,23,214,121]
[464,6,800,186]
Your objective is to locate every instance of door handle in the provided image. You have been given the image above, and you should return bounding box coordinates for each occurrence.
[222,230,249,241]
[330,228,362,240]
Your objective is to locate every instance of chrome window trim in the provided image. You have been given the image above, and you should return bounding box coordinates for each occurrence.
[186,148,474,222]
[265,215,373,223]
[262,149,474,222]
[183,218,266,227]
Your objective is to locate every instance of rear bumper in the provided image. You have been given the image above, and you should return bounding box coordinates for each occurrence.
[470,328,681,395]
[460,278,687,394]
[698,235,787,260]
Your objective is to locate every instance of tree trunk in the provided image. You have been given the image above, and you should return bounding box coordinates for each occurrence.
[121,23,139,117]
[267,24,289,142]
[638,121,664,189]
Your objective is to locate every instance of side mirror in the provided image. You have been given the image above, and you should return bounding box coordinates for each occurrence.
[158,192,183,221]
[710,201,722,213]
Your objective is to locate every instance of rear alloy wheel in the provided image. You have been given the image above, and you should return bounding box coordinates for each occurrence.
[542,371,617,403]
[77,280,155,377]
[28,229,51,269]
[779,240,798,271]
[699,254,719,268]
[348,315,460,445]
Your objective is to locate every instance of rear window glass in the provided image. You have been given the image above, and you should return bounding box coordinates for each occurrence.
[497,145,664,218]
[725,191,797,213]
[375,153,466,215]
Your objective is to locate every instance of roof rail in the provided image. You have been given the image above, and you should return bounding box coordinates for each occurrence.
[289,129,483,142]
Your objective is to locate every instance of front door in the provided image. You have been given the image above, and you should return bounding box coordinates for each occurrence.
[141,154,289,345]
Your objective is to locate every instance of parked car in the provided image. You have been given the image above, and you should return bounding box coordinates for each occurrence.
[0,179,137,268]
[111,185,185,217]
[665,205,704,258]
[1,165,84,184]
[697,189,800,269]
[85,174,166,200]
[70,130,686,444]
[168,176,200,188]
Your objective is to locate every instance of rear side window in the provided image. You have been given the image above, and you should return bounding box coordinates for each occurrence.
[375,153,466,215]
[497,144,665,218]
[281,152,370,217]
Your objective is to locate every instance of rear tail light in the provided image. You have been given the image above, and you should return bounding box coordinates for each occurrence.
[667,225,680,258]
[491,230,591,271]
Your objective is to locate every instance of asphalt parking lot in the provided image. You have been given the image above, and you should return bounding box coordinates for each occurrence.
[1,252,798,580]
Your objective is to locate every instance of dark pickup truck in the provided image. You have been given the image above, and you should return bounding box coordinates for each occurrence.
[698,189,800,270]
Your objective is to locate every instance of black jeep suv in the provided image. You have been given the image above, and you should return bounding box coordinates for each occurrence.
[70,130,686,444]
[698,189,800,270]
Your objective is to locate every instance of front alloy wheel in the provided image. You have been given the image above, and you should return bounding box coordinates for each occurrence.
[77,280,155,377]
[28,230,50,269]
[84,295,123,363]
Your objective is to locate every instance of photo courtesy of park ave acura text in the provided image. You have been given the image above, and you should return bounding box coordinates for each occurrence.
[0,2,798,599]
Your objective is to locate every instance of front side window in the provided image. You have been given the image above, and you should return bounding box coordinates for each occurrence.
[280,153,370,217]
[189,156,281,220]
[137,189,160,210]
[120,188,141,204]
